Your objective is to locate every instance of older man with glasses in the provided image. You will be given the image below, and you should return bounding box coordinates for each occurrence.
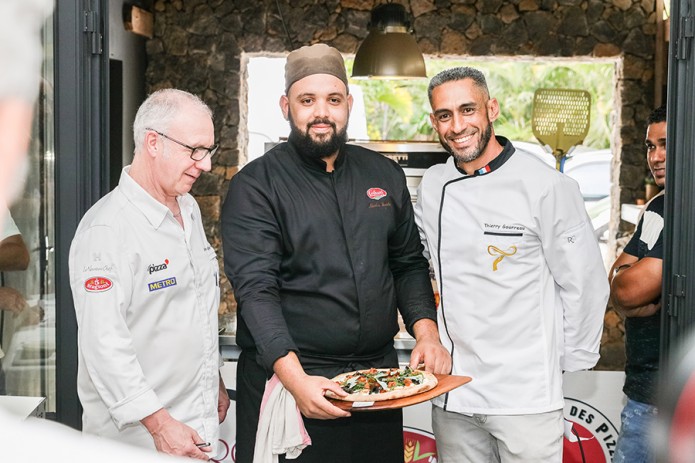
[68,88,230,460]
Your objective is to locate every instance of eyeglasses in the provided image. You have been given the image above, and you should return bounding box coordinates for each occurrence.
[146,128,218,161]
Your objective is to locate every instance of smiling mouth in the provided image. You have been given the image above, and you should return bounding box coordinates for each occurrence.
[451,133,475,144]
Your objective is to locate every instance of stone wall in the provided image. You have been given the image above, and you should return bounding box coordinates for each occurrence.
[146,0,660,370]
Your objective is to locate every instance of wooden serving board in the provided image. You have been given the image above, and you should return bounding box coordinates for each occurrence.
[326,374,471,412]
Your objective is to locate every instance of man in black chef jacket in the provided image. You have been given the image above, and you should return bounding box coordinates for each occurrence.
[222,43,451,463]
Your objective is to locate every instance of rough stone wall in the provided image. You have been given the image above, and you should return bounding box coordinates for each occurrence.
[147,0,660,370]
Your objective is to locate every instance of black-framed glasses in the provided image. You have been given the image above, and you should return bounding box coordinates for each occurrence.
[146,127,218,161]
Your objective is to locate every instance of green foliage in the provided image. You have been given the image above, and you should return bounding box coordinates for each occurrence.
[346,58,615,149]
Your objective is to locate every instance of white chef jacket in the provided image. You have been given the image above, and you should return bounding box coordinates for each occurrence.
[414,141,608,415]
[69,167,221,451]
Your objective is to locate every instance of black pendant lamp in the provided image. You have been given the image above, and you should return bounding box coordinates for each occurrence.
[351,3,427,79]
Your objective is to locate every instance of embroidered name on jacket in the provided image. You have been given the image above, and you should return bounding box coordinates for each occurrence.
[148,277,177,292]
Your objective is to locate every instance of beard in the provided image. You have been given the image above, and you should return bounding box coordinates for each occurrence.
[287,113,348,160]
[439,121,493,165]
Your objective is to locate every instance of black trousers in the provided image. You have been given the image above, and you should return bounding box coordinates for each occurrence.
[235,350,404,463]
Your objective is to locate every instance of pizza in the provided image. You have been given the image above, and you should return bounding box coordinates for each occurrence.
[325,366,438,402]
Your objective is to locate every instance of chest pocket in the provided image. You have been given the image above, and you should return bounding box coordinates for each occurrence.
[483,231,522,272]
[195,246,219,288]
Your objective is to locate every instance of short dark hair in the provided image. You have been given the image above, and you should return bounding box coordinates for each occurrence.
[648,105,666,125]
[428,67,490,103]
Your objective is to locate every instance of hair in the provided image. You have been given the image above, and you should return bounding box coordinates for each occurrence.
[132,88,212,152]
[647,105,666,125]
[428,67,490,103]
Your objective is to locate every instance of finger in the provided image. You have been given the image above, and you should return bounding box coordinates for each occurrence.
[320,400,351,418]
[322,381,348,397]
[409,351,423,370]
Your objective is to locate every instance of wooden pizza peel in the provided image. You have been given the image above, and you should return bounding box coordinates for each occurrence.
[326,373,472,412]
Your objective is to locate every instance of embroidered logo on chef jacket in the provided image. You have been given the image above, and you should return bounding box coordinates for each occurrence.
[148,277,177,292]
[366,187,388,200]
[148,258,170,274]
[487,245,517,271]
[84,276,113,292]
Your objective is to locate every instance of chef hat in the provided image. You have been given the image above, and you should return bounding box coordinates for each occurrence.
[284,43,348,94]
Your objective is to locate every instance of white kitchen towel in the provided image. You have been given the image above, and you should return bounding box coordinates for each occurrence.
[253,374,311,463]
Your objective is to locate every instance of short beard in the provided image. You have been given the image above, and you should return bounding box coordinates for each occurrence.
[440,122,493,165]
[288,114,348,160]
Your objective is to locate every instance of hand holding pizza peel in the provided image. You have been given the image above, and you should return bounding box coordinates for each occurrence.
[274,352,352,419]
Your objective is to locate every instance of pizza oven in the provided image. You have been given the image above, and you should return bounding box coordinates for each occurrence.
[347,140,450,202]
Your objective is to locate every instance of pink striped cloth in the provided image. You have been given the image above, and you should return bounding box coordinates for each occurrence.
[253,374,312,463]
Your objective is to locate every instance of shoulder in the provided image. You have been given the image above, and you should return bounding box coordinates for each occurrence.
[76,190,126,231]
[233,143,295,183]
[645,191,665,215]
[421,157,455,184]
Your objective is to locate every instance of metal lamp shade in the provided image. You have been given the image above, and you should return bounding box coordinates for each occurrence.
[351,3,426,79]
[352,28,427,79]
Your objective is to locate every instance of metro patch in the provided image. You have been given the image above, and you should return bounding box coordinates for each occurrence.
[367,187,387,200]
[85,277,113,292]
[148,277,177,292]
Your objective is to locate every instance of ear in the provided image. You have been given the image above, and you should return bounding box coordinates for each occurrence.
[145,130,159,158]
[429,113,438,131]
[487,98,500,123]
[347,93,353,114]
[280,95,289,121]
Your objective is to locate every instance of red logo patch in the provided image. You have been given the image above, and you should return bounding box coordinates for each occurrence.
[563,398,619,462]
[403,427,437,462]
[84,277,113,292]
[367,187,387,200]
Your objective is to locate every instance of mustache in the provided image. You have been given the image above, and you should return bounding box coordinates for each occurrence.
[307,118,336,130]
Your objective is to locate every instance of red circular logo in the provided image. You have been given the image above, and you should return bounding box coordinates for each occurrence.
[403,427,437,462]
[367,187,388,200]
[564,398,619,462]
[84,276,113,292]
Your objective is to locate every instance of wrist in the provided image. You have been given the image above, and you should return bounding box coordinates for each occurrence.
[141,408,172,434]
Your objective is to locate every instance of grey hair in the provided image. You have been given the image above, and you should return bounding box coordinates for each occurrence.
[132,88,213,152]
[428,67,490,103]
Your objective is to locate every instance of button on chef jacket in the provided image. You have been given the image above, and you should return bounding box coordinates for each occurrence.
[69,167,221,451]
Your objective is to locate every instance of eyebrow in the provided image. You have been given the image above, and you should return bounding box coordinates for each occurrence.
[433,102,476,116]
[295,91,345,99]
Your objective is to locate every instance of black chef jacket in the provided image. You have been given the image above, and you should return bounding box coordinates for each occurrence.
[222,141,436,373]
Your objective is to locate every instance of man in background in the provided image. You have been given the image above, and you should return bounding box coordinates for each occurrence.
[69,88,229,460]
[609,105,666,463]
[415,66,608,462]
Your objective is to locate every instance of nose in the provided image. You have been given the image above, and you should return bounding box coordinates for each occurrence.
[649,145,666,166]
[451,113,467,134]
[312,99,330,119]
[195,153,212,172]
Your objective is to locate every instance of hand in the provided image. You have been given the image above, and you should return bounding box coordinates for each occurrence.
[410,319,452,374]
[218,376,231,423]
[0,286,26,315]
[285,374,351,420]
[141,408,211,460]
[616,301,661,318]
[273,352,350,420]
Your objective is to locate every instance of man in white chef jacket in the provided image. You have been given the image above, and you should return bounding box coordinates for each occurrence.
[69,88,229,460]
[415,67,609,462]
